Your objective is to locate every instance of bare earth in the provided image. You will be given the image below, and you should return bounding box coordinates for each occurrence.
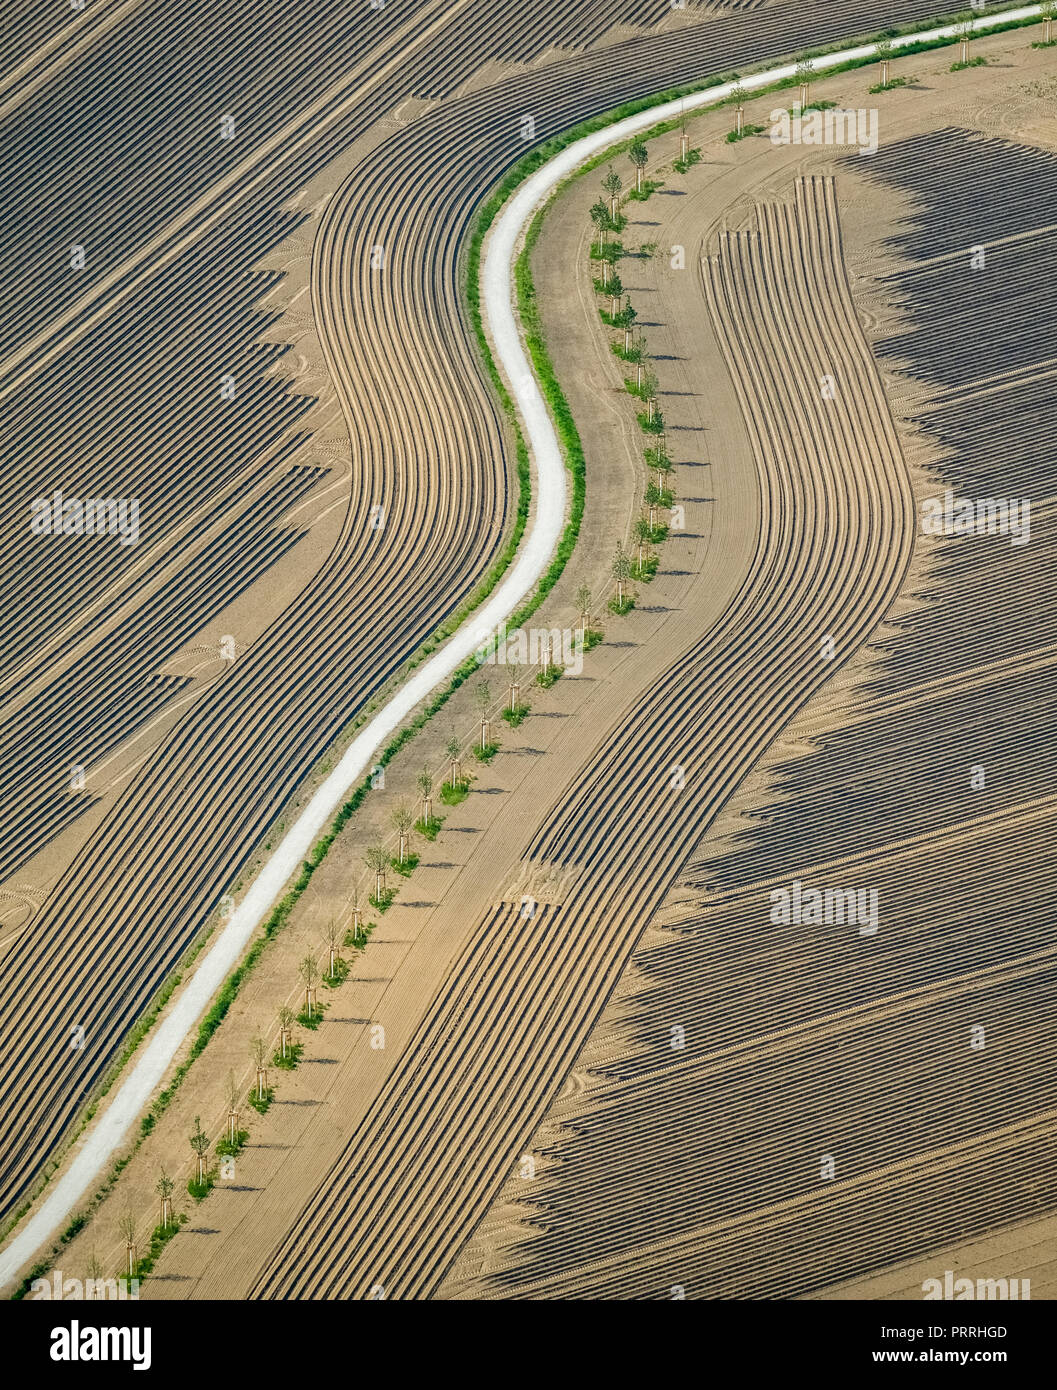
[22,25,1057,1300]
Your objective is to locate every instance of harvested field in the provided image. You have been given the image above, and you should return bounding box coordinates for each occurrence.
[0,0,950,1231]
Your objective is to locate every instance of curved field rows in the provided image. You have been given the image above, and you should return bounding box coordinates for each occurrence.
[0,464,325,886]
[451,113,1057,1300]
[0,0,945,1226]
[250,175,915,1299]
[0,136,509,1223]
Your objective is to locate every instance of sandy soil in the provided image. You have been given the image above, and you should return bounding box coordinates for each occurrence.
[16,20,1057,1302]
[443,30,1057,1300]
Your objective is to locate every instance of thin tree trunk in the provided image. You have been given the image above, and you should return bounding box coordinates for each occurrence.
[736,106,744,135]
[636,165,643,192]
[399,835,407,865]
[602,258,609,286]
[480,719,489,750]
[636,360,643,389]
[680,130,688,161]
[648,397,655,422]
[127,1245,135,1279]
[880,58,889,86]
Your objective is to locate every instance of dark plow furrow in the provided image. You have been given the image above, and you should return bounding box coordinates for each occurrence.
[443,129,1057,1299]
[252,174,915,1299]
[0,0,947,1232]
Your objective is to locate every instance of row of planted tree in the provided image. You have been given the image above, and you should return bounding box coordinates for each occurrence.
[88,3,1057,1292]
[87,130,706,1292]
[589,137,696,613]
[94,598,622,1282]
[99,932,362,1284]
[573,26,999,597]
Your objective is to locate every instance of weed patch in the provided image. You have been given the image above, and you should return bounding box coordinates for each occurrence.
[725,122,767,143]
[248,1086,274,1116]
[187,1173,215,1203]
[322,958,351,987]
[440,778,471,805]
[390,854,420,879]
[627,179,664,201]
[215,1130,250,1157]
